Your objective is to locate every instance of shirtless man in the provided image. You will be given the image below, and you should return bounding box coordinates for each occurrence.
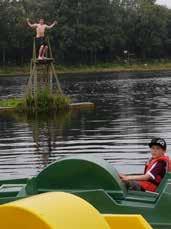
[27,18,57,59]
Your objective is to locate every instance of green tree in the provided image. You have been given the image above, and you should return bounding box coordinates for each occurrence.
[0,0,171,65]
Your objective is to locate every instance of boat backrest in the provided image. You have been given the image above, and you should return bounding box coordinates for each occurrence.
[156,156,171,194]
[34,155,127,197]
[168,159,171,172]
[156,172,171,193]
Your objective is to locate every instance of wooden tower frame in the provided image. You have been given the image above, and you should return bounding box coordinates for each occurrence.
[26,37,63,97]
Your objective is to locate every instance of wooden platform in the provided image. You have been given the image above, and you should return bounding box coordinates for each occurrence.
[33,58,54,64]
[69,102,95,109]
[0,103,95,112]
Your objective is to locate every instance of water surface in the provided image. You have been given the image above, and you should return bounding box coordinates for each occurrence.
[0,71,170,179]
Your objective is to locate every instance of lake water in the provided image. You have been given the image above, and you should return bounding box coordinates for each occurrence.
[0,71,171,179]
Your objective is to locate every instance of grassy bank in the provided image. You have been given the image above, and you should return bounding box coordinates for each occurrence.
[56,62,171,74]
[1,61,171,76]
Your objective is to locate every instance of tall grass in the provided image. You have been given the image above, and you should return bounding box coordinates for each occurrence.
[19,90,70,114]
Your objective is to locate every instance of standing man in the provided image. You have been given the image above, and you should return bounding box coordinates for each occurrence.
[27,18,57,60]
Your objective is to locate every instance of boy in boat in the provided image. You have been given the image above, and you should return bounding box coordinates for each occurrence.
[27,18,57,60]
[120,138,169,192]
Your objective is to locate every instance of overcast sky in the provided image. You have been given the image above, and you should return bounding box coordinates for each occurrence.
[156,0,171,8]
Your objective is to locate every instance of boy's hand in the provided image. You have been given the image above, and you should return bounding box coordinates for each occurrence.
[120,174,129,181]
[54,20,58,25]
[26,18,29,22]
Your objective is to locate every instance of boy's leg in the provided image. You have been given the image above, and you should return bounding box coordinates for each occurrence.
[125,181,142,191]
[41,45,48,59]
[38,45,44,59]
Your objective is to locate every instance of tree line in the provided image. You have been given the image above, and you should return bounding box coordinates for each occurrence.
[0,0,171,65]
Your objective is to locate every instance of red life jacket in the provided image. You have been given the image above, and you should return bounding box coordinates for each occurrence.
[138,155,169,192]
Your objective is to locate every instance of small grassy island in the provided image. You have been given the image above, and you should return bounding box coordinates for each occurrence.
[0,40,71,114]
[0,90,70,114]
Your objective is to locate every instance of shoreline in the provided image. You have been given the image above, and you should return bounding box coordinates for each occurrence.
[1,63,171,76]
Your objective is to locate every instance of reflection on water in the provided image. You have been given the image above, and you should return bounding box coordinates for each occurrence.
[0,71,171,178]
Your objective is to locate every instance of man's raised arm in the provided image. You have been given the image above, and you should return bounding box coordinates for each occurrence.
[46,21,58,29]
[27,18,37,28]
